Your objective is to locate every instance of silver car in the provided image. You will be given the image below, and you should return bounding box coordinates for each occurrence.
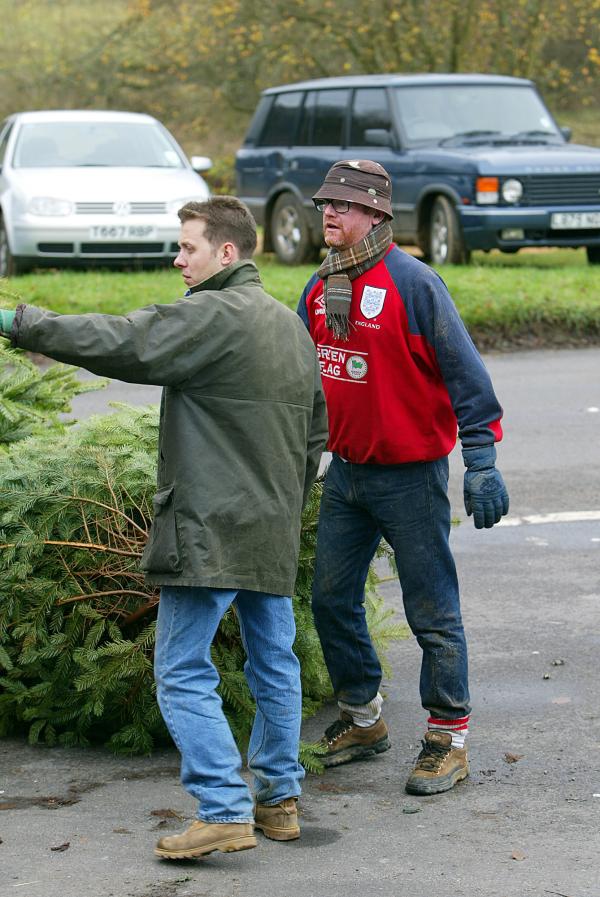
[0,109,212,277]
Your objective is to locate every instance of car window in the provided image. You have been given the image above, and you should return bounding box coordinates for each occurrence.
[243,96,272,145]
[258,92,303,147]
[12,121,186,168]
[296,92,316,146]
[349,89,392,146]
[297,89,352,147]
[311,89,350,146]
[392,84,562,145]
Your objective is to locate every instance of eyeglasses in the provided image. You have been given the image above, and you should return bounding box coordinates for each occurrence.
[313,198,352,214]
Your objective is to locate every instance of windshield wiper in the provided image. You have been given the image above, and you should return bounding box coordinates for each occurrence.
[439,130,502,146]
[503,129,556,143]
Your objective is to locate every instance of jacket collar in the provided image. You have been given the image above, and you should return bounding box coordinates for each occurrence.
[186,259,261,296]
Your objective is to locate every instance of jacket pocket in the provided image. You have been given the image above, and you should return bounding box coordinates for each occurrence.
[140,485,183,574]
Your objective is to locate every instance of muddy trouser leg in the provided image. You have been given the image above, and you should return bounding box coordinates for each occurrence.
[312,454,384,706]
[370,457,470,720]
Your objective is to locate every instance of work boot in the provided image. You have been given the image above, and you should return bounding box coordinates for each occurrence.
[254,797,300,841]
[320,711,390,767]
[154,820,256,860]
[405,731,469,795]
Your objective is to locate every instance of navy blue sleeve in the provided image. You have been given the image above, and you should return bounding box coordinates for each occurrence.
[296,273,320,331]
[385,249,503,446]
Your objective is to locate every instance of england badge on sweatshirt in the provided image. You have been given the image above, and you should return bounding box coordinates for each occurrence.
[360,286,386,319]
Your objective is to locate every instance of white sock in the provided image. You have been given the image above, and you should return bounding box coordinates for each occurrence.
[338,692,383,728]
[427,714,469,749]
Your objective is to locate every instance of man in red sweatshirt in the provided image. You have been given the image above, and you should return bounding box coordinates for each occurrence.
[297,160,509,795]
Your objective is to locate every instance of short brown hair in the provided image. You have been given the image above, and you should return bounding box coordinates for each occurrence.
[178,196,257,258]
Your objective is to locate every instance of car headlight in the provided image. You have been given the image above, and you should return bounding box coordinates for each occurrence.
[28,196,74,216]
[501,179,523,204]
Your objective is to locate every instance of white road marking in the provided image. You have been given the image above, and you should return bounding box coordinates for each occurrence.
[498,510,600,527]
[525,536,549,546]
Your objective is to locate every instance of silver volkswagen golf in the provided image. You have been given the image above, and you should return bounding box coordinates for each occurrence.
[0,109,212,276]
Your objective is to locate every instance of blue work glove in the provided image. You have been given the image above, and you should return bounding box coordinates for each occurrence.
[0,309,15,336]
[462,444,509,529]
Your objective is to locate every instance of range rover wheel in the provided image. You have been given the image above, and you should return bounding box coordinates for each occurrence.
[270,193,320,265]
[429,196,471,265]
[586,246,600,264]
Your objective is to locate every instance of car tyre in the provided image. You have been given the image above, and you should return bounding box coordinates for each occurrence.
[270,193,320,265]
[586,246,600,265]
[0,218,25,278]
[429,196,471,265]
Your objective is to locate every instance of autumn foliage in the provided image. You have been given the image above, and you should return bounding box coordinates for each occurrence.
[1,0,599,157]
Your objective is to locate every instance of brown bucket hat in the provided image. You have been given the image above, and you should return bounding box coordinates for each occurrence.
[313,159,393,219]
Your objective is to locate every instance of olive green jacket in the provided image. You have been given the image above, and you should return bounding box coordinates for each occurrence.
[12,261,328,596]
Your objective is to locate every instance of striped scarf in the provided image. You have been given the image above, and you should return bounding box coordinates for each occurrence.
[317,220,393,340]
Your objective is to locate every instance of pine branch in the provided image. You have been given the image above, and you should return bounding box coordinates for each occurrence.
[56,589,152,607]
[0,405,405,757]
[0,539,141,557]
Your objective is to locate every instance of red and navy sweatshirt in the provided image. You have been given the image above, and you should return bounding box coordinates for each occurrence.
[297,245,503,465]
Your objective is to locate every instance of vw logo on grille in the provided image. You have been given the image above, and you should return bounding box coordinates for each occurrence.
[113,200,131,216]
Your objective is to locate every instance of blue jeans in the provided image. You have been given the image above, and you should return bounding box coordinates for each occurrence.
[155,586,305,823]
[312,454,470,720]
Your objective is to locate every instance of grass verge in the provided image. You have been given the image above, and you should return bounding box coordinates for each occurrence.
[1,248,600,351]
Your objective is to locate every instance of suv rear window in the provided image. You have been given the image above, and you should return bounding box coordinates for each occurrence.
[258,92,303,147]
[297,89,350,147]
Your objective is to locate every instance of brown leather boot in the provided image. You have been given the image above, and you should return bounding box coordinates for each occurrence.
[405,731,469,795]
[154,819,256,859]
[255,797,300,841]
[320,711,390,767]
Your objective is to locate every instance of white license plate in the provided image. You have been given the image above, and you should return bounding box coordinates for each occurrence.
[550,212,600,230]
[88,225,157,239]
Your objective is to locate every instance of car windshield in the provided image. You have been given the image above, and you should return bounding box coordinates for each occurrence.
[392,84,563,146]
[12,121,185,168]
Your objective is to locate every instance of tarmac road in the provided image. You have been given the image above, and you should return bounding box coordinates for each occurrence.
[1,347,599,897]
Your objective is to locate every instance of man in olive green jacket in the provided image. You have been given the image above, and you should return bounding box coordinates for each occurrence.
[0,197,328,859]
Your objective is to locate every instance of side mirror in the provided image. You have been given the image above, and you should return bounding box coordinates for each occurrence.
[190,155,213,172]
[364,129,393,148]
[560,126,572,142]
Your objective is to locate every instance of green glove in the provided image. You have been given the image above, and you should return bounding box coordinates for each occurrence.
[0,309,15,335]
